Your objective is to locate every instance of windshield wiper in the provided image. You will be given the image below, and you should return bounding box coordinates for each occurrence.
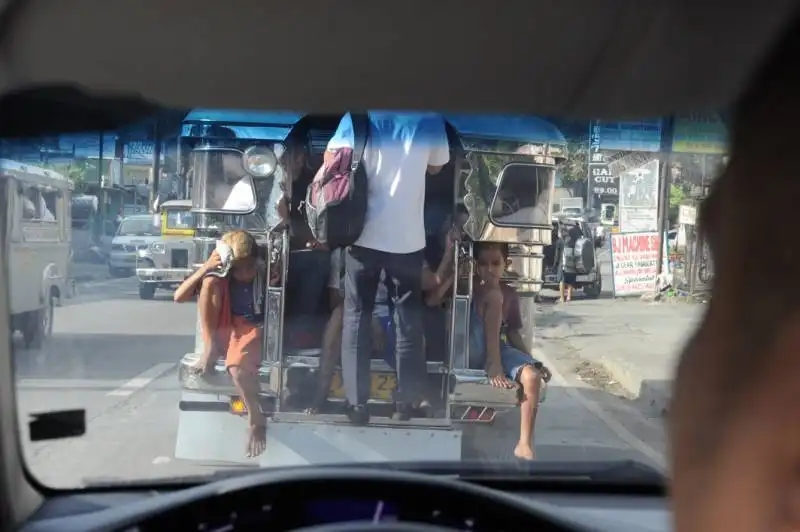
[82,459,664,490]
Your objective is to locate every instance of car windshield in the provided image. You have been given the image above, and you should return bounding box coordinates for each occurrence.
[6,108,725,489]
[117,217,159,236]
[165,210,194,229]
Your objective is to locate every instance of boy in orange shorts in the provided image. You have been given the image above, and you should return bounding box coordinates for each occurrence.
[174,230,267,458]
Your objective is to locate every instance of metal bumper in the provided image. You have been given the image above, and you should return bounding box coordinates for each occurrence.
[178,353,519,411]
[174,403,462,467]
[136,267,193,283]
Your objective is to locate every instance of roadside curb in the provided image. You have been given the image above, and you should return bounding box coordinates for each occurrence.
[595,356,672,417]
[537,305,673,417]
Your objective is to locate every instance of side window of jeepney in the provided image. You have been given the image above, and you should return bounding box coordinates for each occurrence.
[19,184,57,222]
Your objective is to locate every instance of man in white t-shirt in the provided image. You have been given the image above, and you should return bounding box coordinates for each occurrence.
[331,112,450,425]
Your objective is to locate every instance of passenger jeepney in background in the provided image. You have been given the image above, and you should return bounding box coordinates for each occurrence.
[135,199,196,300]
[2,159,72,349]
[174,110,564,466]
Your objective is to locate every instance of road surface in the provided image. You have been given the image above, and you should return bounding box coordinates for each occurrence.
[14,275,666,489]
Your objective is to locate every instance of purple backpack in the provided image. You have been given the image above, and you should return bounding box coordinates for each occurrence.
[304,113,369,249]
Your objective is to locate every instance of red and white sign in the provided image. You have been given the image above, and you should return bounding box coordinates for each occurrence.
[610,231,661,296]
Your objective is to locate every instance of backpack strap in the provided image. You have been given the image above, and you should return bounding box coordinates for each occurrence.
[349,112,370,173]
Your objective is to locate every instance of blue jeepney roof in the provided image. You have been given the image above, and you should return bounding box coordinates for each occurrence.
[443,114,566,145]
[181,110,305,141]
[180,110,567,145]
[183,109,305,126]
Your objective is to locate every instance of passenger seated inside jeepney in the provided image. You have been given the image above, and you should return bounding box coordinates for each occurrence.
[437,241,553,460]
[172,230,267,458]
[275,136,333,348]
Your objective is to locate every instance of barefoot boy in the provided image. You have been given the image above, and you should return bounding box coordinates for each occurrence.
[468,242,552,460]
[173,230,267,458]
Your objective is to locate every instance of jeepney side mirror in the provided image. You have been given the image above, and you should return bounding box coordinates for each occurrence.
[488,162,552,227]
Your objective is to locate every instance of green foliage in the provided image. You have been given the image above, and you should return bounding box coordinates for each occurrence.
[559,140,588,185]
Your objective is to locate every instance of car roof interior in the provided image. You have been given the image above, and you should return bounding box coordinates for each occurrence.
[1,0,799,528]
[0,0,798,130]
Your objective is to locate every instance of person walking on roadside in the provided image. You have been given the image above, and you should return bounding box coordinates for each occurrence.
[334,111,451,425]
[555,223,582,303]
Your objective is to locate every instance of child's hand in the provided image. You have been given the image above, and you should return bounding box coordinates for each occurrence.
[445,226,461,250]
[269,261,282,286]
[203,250,223,272]
[276,195,290,222]
[487,361,514,389]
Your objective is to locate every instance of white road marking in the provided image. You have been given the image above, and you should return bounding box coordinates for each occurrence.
[107,363,176,397]
[17,379,134,390]
[534,347,668,473]
[152,456,171,465]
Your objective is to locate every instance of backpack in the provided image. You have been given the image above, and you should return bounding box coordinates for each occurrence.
[304,113,370,249]
[571,237,595,274]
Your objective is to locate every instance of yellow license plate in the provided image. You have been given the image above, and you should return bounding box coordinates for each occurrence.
[329,372,397,401]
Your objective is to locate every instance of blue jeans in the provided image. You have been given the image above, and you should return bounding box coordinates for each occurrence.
[342,246,425,406]
[468,305,539,381]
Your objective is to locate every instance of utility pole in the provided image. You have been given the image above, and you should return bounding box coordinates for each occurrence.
[97,132,105,242]
[149,117,161,211]
[655,116,676,287]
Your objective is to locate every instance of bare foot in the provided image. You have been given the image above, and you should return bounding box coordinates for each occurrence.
[514,443,535,460]
[246,423,267,458]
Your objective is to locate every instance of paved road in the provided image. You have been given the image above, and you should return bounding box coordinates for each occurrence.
[15,274,666,489]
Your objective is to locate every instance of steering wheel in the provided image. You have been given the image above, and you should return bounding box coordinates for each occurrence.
[165,467,576,532]
[296,523,456,532]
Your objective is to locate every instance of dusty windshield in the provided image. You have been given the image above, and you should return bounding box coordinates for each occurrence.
[6,109,726,488]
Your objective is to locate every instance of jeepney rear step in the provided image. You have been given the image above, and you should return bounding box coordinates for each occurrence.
[178,352,446,395]
[272,412,453,428]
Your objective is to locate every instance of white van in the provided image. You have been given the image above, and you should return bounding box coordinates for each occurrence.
[1,159,72,349]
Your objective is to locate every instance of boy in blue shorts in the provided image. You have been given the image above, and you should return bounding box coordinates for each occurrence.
[469,242,552,460]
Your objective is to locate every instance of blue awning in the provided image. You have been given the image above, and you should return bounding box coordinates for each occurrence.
[443,114,566,145]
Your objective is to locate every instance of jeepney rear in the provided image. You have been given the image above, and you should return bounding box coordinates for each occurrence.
[174,111,563,466]
[135,200,196,300]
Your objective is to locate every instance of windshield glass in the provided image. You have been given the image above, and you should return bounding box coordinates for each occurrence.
[4,109,726,489]
[190,149,257,213]
[165,209,194,229]
[117,217,159,236]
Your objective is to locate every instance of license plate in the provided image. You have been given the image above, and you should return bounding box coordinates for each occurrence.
[329,372,396,401]
[577,275,591,282]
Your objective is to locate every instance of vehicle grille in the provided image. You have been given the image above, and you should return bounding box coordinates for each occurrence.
[171,249,189,268]
[112,244,141,252]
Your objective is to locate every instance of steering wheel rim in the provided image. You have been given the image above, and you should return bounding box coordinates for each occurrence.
[294,523,456,532]
[176,467,576,532]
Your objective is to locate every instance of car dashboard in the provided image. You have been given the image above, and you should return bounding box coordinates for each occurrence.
[19,467,670,532]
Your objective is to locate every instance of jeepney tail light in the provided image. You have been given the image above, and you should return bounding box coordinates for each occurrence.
[230,398,247,415]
